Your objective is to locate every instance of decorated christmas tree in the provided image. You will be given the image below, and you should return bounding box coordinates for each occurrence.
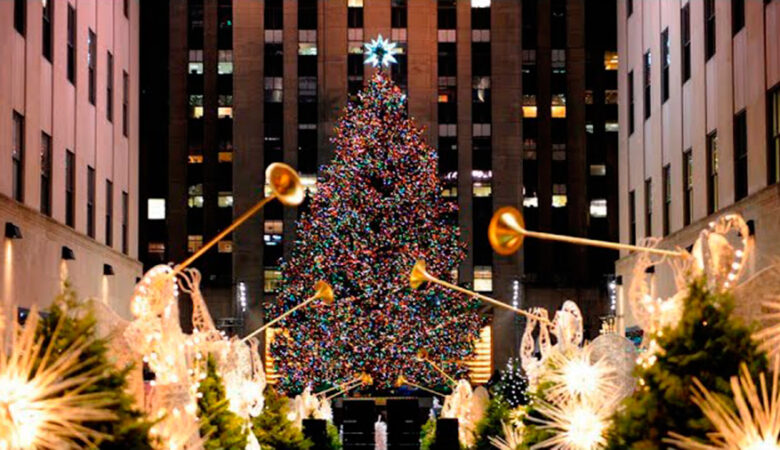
[251,388,313,449]
[197,355,249,450]
[268,37,483,392]
[605,278,767,448]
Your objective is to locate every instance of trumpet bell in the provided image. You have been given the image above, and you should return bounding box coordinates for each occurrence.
[488,206,526,256]
[416,349,430,361]
[409,260,430,290]
[266,163,305,206]
[394,375,408,388]
[313,280,334,305]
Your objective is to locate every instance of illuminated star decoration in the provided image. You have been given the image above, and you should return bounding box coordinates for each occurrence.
[530,398,614,450]
[364,34,398,68]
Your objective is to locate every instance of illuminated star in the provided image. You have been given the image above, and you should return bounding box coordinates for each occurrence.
[364,34,398,68]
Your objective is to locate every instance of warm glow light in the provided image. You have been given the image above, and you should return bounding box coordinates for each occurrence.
[755,299,780,359]
[530,398,611,450]
[522,106,538,118]
[546,346,618,403]
[0,308,117,449]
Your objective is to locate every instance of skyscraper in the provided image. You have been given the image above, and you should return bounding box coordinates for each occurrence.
[140,0,618,370]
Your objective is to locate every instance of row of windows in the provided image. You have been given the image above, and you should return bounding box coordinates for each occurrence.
[627,89,780,242]
[10,112,129,253]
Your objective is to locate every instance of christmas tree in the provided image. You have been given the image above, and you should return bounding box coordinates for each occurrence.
[251,388,313,449]
[197,355,249,450]
[35,288,155,449]
[268,41,483,392]
[605,278,767,448]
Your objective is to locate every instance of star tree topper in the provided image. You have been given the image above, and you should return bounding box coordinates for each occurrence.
[364,34,398,68]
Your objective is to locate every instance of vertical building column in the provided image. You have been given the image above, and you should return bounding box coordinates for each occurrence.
[233,0,265,333]
[456,1,474,285]
[202,0,219,278]
[282,1,299,257]
[407,0,437,147]
[491,1,523,368]
[566,0,588,283]
[168,1,189,264]
[319,1,347,165]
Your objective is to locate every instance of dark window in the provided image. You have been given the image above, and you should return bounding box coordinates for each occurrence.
[106,180,113,246]
[87,166,95,238]
[769,86,780,184]
[644,51,651,119]
[88,29,96,105]
[299,0,317,30]
[124,0,129,18]
[392,0,407,28]
[734,110,748,200]
[523,0,537,48]
[67,5,76,83]
[122,191,128,254]
[43,0,53,61]
[471,4,491,29]
[681,4,691,82]
[437,0,456,29]
[438,43,457,77]
[663,165,671,235]
[217,0,232,48]
[189,0,204,48]
[472,43,491,77]
[683,149,693,225]
[551,0,566,48]
[705,0,716,60]
[628,70,635,134]
[40,132,52,216]
[732,0,745,35]
[66,150,75,227]
[123,71,129,137]
[14,0,25,36]
[107,52,114,122]
[628,190,636,245]
[264,44,283,77]
[627,0,633,17]
[645,178,652,236]
[707,131,719,213]
[661,28,670,103]
[348,6,363,28]
[265,0,283,29]
[12,111,24,202]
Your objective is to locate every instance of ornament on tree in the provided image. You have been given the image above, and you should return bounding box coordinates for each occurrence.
[268,62,483,391]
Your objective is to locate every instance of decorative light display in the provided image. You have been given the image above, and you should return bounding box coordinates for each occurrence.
[756,297,780,359]
[267,72,483,392]
[0,307,116,449]
[498,357,530,408]
[545,346,617,404]
[363,34,398,68]
[667,358,780,450]
[441,380,490,447]
[530,398,612,450]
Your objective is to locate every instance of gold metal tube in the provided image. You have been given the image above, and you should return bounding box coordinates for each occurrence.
[522,228,684,257]
[241,293,318,343]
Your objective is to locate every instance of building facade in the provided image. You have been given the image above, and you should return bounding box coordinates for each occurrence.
[0,0,141,318]
[140,0,618,369]
[616,0,780,329]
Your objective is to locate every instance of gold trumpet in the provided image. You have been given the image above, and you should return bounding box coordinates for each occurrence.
[395,375,447,397]
[410,260,552,325]
[241,280,334,342]
[173,163,305,276]
[325,373,373,400]
[488,206,684,258]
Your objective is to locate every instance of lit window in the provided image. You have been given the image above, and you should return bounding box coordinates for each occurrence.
[264,268,283,293]
[218,107,233,119]
[523,195,539,208]
[299,30,316,43]
[218,192,233,208]
[551,94,566,118]
[590,164,607,176]
[523,94,537,118]
[218,50,233,74]
[604,51,618,70]
[147,199,166,220]
[442,186,458,198]
[264,77,283,102]
[391,28,407,42]
[473,123,491,137]
[189,94,204,118]
[300,174,318,195]
[439,124,457,137]
[219,94,233,107]
[264,234,282,245]
[471,0,490,7]
[148,242,165,256]
[218,240,233,253]
[590,199,608,217]
[188,235,204,253]
[605,89,618,105]
[605,121,619,132]
[348,0,363,6]
[438,29,456,42]
[585,123,594,134]
[264,220,283,234]
[188,184,204,208]
[552,49,566,72]
[473,182,492,197]
[474,266,493,292]
[298,43,317,55]
[189,155,204,164]
[264,29,282,43]
[188,50,204,74]
[472,29,490,42]
[584,90,593,104]
[473,76,491,102]
[218,151,233,163]
[552,184,567,208]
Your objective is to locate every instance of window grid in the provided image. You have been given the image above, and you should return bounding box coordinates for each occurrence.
[707,131,719,214]
[683,149,693,226]
[681,4,691,82]
[12,111,25,202]
[67,5,76,83]
[663,165,671,236]
[705,0,716,60]
[107,52,114,122]
[88,29,96,105]
[14,0,25,36]
[106,180,113,247]
[661,28,670,103]
[629,190,636,245]
[87,167,95,238]
[66,150,75,227]
[770,87,780,185]
[734,111,748,201]
[41,132,52,217]
[645,178,652,237]
[43,0,53,61]
[643,51,651,119]
[628,70,635,134]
